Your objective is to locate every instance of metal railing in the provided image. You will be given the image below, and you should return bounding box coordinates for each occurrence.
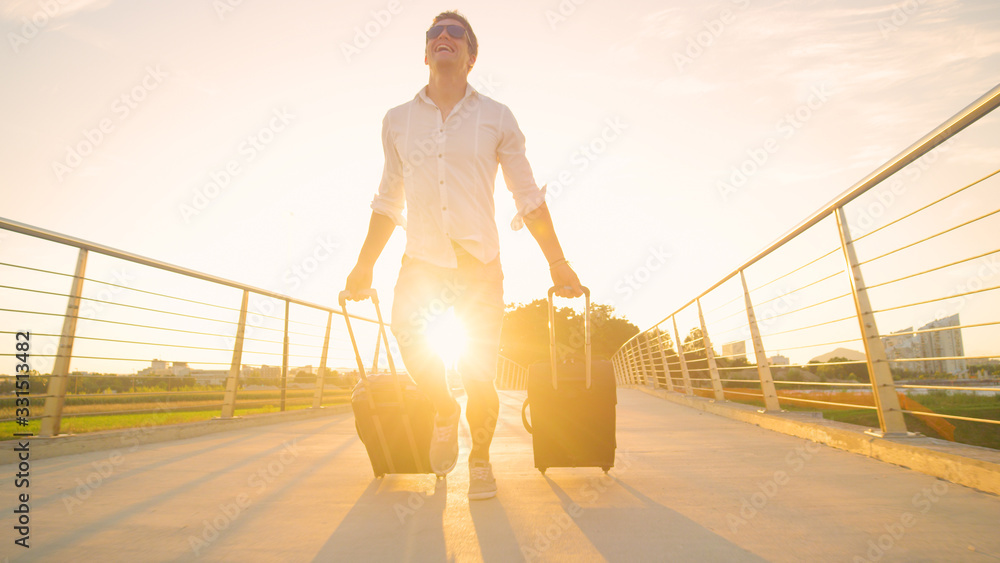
[613,82,1000,443]
[0,219,528,439]
[496,355,529,390]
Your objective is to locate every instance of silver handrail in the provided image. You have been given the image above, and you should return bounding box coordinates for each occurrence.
[0,217,354,316]
[0,217,377,437]
[616,82,1000,441]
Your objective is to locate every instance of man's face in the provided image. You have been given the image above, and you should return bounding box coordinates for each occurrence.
[424,18,475,72]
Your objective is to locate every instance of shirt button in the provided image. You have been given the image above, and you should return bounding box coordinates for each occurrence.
[438,154,442,158]
[442,206,447,211]
[440,180,444,184]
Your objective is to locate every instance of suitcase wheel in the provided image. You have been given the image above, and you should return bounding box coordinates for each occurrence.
[539,468,546,475]
[602,467,610,474]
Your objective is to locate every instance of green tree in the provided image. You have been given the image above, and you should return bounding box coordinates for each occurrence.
[498,299,638,367]
[293,370,316,385]
[682,327,709,375]
[816,356,870,383]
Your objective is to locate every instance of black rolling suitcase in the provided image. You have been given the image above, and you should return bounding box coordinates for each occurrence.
[521,287,617,474]
[339,289,436,479]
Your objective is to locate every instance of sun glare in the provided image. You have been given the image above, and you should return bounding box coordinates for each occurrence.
[425,310,468,369]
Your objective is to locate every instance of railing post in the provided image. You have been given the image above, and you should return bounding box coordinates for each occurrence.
[620,352,628,386]
[281,300,289,412]
[671,316,694,395]
[312,311,332,409]
[40,248,87,437]
[641,333,655,387]
[835,208,908,435]
[648,328,661,389]
[635,335,648,386]
[698,299,726,401]
[740,270,782,411]
[618,352,628,386]
[221,290,248,419]
[621,342,631,384]
[656,326,676,392]
[629,340,641,385]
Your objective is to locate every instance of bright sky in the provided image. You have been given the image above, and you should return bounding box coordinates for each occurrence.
[2,0,999,373]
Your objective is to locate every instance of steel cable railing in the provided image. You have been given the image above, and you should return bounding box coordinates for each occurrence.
[614,82,1000,447]
[0,220,381,438]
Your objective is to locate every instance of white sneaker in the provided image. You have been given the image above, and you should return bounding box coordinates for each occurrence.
[468,459,497,500]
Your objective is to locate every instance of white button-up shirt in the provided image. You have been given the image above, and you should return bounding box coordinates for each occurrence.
[371,84,546,268]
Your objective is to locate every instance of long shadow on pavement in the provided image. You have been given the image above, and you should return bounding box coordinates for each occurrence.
[313,475,448,561]
[544,474,767,562]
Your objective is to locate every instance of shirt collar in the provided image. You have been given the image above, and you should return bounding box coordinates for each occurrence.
[415,83,478,108]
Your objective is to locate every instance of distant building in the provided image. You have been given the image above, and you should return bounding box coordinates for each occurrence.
[768,354,790,366]
[883,327,924,374]
[882,314,966,376]
[190,370,228,386]
[918,314,966,376]
[722,341,746,360]
[261,365,281,379]
[138,359,176,377]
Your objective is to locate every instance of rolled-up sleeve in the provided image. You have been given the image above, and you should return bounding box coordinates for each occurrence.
[370,112,407,229]
[498,106,546,231]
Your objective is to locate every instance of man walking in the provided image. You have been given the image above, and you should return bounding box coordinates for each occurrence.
[344,11,583,500]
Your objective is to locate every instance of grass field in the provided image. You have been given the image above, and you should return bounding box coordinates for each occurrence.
[0,388,352,441]
[825,406,1000,450]
[714,387,1000,450]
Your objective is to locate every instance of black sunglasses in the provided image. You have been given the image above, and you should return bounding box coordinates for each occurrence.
[426,24,467,42]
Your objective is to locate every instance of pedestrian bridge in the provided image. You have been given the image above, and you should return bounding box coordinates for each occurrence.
[3,388,999,562]
[2,85,1000,562]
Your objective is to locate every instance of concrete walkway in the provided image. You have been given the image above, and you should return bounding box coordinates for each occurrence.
[2,389,999,562]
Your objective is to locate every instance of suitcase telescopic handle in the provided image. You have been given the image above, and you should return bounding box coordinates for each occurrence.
[337,288,426,474]
[547,286,592,390]
[337,289,401,387]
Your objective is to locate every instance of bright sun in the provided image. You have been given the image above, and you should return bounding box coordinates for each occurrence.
[425,310,468,369]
